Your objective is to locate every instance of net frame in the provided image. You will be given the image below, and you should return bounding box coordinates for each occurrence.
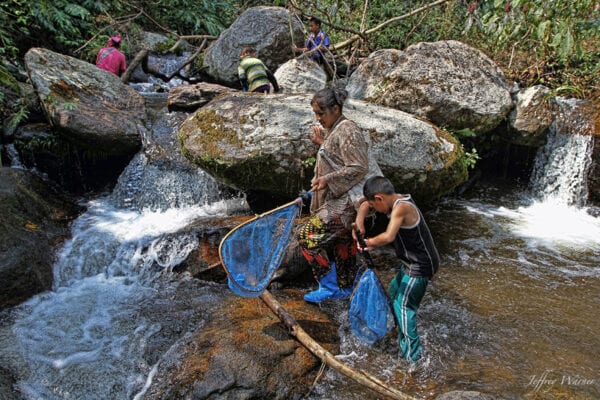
[219,200,301,297]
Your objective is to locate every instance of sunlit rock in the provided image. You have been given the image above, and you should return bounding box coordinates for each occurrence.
[508,85,555,146]
[274,58,327,94]
[24,47,144,155]
[202,6,304,87]
[178,93,467,204]
[346,41,512,134]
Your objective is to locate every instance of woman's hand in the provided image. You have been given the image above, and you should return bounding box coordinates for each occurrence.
[310,176,327,192]
[307,124,324,145]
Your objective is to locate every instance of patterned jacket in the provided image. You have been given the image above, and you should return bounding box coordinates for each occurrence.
[311,116,369,226]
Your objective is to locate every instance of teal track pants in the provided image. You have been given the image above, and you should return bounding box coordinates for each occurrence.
[388,269,429,362]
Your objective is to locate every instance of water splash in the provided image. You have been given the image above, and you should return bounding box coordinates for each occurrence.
[494,97,600,249]
[2,195,247,400]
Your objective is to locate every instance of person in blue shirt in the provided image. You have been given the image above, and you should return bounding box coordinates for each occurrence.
[293,16,330,65]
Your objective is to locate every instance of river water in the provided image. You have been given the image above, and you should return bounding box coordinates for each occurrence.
[1,97,598,399]
[311,100,600,399]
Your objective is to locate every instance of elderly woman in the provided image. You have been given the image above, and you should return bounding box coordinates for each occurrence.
[299,88,369,303]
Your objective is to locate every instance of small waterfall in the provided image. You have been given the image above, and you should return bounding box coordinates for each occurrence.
[5,143,25,169]
[493,97,600,248]
[529,97,595,207]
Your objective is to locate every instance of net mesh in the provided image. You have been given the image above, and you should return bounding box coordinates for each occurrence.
[349,268,395,345]
[219,201,300,297]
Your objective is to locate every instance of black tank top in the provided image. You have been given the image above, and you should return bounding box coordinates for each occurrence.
[390,196,439,278]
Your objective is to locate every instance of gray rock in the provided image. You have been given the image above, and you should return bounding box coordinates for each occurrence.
[203,6,304,87]
[24,47,144,155]
[137,31,170,51]
[274,58,327,94]
[435,390,499,400]
[167,82,238,112]
[0,366,22,400]
[346,41,512,134]
[178,93,467,203]
[508,85,554,146]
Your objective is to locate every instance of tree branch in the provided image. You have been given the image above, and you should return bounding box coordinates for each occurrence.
[333,0,451,50]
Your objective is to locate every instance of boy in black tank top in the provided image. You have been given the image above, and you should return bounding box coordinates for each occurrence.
[354,176,439,363]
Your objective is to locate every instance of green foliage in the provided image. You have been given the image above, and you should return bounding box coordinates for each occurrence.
[0,0,238,60]
[61,102,78,110]
[453,128,477,138]
[117,0,236,37]
[460,146,480,170]
[469,0,599,61]
[301,156,316,169]
[5,103,29,133]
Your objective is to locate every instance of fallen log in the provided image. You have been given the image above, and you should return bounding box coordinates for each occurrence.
[259,289,419,400]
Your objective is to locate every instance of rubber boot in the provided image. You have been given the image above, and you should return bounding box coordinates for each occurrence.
[304,263,350,303]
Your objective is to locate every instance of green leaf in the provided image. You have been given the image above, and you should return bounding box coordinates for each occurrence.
[536,20,551,40]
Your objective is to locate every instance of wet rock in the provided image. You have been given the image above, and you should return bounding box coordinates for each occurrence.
[203,6,304,87]
[14,123,135,194]
[346,41,512,134]
[0,168,81,308]
[588,122,600,206]
[178,92,467,205]
[0,366,22,400]
[167,82,238,112]
[143,291,339,399]
[24,47,144,156]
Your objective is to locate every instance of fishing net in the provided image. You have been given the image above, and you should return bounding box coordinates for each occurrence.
[219,200,301,297]
[349,267,395,345]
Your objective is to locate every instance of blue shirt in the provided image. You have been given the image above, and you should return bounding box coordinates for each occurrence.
[305,30,330,61]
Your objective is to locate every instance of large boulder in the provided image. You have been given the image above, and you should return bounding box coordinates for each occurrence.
[202,6,304,87]
[346,41,512,134]
[0,168,80,309]
[274,58,327,94]
[178,93,467,204]
[24,47,144,155]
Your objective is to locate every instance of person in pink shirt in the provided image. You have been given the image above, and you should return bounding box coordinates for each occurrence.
[96,35,127,77]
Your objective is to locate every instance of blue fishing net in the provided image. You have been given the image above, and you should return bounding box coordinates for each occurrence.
[219,201,300,297]
[349,268,395,345]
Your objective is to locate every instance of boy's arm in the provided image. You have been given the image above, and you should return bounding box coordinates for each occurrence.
[353,200,371,241]
[266,69,280,92]
[238,65,248,91]
[362,203,408,250]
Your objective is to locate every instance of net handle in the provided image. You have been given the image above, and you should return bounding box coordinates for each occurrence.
[352,223,375,269]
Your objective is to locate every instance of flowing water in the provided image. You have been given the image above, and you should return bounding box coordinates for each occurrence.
[1,96,598,399]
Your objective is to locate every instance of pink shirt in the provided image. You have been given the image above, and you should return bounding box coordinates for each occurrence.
[96,46,126,77]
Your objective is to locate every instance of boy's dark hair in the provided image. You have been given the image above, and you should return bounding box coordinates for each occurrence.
[363,176,395,200]
[241,46,256,56]
[308,16,322,26]
[311,88,348,112]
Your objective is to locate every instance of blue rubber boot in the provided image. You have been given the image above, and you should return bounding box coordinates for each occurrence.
[304,263,350,303]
